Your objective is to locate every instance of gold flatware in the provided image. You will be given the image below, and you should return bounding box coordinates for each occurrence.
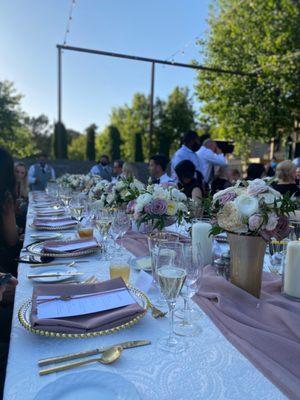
[30,261,76,269]
[149,303,167,318]
[27,272,84,279]
[38,340,150,367]
[39,346,122,375]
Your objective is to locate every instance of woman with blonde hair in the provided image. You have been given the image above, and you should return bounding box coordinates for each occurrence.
[272,160,300,197]
[122,162,138,179]
[14,162,29,230]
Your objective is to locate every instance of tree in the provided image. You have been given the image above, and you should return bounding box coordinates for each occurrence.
[195,0,300,159]
[68,134,86,160]
[107,125,121,161]
[54,122,68,159]
[24,114,52,156]
[134,132,144,162]
[86,124,97,161]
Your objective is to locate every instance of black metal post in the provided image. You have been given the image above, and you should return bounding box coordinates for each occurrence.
[149,62,155,157]
[58,47,62,123]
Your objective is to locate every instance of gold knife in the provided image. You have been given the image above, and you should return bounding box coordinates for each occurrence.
[38,340,151,367]
[27,272,84,279]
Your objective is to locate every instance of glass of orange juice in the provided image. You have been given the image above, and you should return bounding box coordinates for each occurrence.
[77,219,94,238]
[109,258,131,284]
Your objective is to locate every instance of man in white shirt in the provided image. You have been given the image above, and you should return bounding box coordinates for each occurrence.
[111,160,124,183]
[197,139,227,184]
[90,155,112,181]
[28,153,56,191]
[171,131,201,180]
[149,154,174,184]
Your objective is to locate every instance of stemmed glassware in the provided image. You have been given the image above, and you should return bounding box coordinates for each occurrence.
[156,241,186,353]
[268,239,289,275]
[174,240,204,336]
[94,209,115,259]
[69,194,86,224]
[60,187,73,212]
[110,211,131,253]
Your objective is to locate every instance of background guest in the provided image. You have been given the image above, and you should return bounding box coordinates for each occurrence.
[196,138,227,184]
[175,160,205,201]
[246,163,265,180]
[90,154,112,181]
[112,160,124,183]
[295,166,300,186]
[272,160,300,197]
[211,165,234,195]
[149,154,173,184]
[171,130,201,180]
[123,162,138,179]
[231,168,241,183]
[28,153,55,191]
[14,162,28,230]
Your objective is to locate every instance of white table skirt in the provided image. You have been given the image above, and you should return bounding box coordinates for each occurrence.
[3,200,286,400]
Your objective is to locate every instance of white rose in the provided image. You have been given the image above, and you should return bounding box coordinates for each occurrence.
[171,188,187,202]
[106,193,114,204]
[234,194,259,217]
[131,179,144,192]
[136,193,152,209]
[247,179,268,196]
[258,188,282,205]
[115,181,126,191]
[217,201,248,233]
[153,186,168,200]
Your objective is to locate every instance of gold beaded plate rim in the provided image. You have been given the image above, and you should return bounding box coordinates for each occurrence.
[29,223,77,231]
[27,240,101,258]
[18,285,150,339]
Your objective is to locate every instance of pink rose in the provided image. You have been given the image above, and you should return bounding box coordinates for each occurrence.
[247,179,268,196]
[219,192,237,205]
[248,214,263,231]
[264,213,279,231]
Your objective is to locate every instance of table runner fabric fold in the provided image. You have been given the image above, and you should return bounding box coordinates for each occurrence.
[30,277,144,333]
[193,265,300,400]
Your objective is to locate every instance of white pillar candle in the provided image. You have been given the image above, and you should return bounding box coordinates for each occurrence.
[192,221,213,266]
[284,241,300,299]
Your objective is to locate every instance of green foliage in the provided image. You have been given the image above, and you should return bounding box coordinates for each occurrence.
[24,114,52,156]
[54,122,68,159]
[107,125,121,161]
[68,134,86,160]
[196,0,300,158]
[134,132,144,162]
[86,123,97,161]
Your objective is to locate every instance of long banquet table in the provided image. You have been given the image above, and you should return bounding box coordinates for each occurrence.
[3,197,286,400]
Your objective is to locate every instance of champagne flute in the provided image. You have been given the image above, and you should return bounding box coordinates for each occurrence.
[174,240,204,336]
[156,241,186,353]
[60,187,73,211]
[69,195,85,223]
[94,209,114,259]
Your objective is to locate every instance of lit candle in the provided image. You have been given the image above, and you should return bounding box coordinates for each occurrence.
[284,241,300,299]
[192,221,213,266]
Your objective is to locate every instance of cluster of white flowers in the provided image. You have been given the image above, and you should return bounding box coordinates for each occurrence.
[56,173,103,191]
[89,179,110,200]
[213,179,283,235]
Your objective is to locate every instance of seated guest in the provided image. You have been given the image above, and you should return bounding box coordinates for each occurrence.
[211,165,233,195]
[246,163,265,180]
[295,166,300,187]
[196,139,227,184]
[171,131,201,180]
[231,168,241,183]
[0,273,18,398]
[149,154,173,184]
[175,160,205,201]
[112,160,124,183]
[0,148,20,275]
[123,162,138,179]
[90,155,112,181]
[272,160,300,197]
[14,162,29,230]
[28,153,55,191]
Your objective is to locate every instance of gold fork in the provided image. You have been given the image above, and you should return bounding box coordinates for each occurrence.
[148,303,167,318]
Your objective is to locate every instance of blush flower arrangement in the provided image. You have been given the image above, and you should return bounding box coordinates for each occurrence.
[132,184,188,231]
[210,179,297,241]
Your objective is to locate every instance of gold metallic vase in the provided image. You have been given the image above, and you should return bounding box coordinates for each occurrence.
[227,233,266,298]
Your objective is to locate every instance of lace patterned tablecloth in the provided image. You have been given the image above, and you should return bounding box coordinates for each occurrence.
[3,200,286,400]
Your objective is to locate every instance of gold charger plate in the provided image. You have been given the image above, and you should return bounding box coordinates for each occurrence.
[29,223,77,231]
[27,240,101,258]
[18,285,150,339]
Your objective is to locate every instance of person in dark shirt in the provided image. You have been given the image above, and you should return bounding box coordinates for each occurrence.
[175,160,205,201]
[246,163,266,180]
[272,160,300,197]
[211,165,235,195]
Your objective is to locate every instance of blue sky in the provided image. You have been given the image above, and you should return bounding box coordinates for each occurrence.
[0,0,211,132]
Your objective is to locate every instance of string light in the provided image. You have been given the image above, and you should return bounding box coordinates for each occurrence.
[165,35,202,63]
[63,0,76,46]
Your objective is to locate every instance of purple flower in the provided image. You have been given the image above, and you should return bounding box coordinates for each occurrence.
[248,214,263,231]
[219,192,237,205]
[147,199,167,215]
[126,200,136,214]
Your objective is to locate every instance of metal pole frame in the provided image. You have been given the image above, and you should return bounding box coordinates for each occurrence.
[56,44,257,156]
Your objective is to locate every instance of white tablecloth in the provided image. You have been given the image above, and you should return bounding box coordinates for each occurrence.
[3,201,286,400]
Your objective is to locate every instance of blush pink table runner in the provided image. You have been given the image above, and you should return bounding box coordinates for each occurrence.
[193,265,300,400]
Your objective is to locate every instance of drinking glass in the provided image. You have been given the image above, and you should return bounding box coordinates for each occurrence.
[268,239,289,275]
[94,209,114,259]
[77,217,94,238]
[110,211,131,252]
[69,194,86,223]
[174,240,204,336]
[109,256,131,284]
[156,241,186,353]
[60,187,73,211]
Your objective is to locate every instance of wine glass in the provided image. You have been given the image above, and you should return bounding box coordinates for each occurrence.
[110,211,131,253]
[69,194,85,223]
[174,240,204,336]
[94,209,114,259]
[268,239,288,275]
[60,187,73,211]
[156,241,186,353]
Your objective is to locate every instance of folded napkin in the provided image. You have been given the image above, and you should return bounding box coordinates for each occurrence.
[36,208,64,216]
[30,277,144,333]
[117,232,150,257]
[33,218,75,228]
[43,238,99,253]
[193,266,300,400]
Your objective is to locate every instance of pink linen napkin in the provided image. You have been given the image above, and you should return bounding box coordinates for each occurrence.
[36,208,64,216]
[43,238,99,253]
[117,232,150,257]
[33,218,76,228]
[30,277,145,333]
[193,266,300,400]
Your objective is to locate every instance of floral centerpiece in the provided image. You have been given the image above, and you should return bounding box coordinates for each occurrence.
[97,177,145,209]
[210,179,297,298]
[56,173,103,192]
[88,179,110,200]
[132,184,188,231]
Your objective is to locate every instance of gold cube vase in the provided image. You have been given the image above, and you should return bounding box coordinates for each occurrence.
[227,233,266,298]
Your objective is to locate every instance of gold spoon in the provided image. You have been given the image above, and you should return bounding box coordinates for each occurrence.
[39,346,122,376]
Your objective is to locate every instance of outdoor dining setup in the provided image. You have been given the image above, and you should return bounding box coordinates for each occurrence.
[3,175,300,400]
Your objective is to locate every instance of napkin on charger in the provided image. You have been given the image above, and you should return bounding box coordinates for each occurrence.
[43,237,99,253]
[33,218,76,228]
